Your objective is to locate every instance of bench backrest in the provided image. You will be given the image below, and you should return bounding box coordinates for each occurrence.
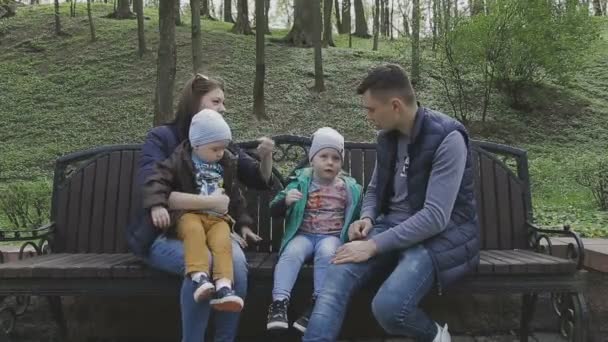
[49,136,532,254]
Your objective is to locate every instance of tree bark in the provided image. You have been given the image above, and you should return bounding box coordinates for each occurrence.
[201,0,215,19]
[254,0,268,119]
[264,0,271,34]
[111,0,134,18]
[87,0,96,41]
[224,0,234,22]
[340,0,351,34]
[54,0,62,35]
[283,0,315,47]
[593,0,603,15]
[175,0,182,25]
[379,0,384,37]
[191,0,203,72]
[231,0,253,34]
[411,0,420,85]
[373,0,379,50]
[323,0,335,47]
[313,0,325,91]
[353,0,370,37]
[155,0,177,126]
[470,0,484,15]
[334,0,342,32]
[135,0,146,56]
[390,0,394,39]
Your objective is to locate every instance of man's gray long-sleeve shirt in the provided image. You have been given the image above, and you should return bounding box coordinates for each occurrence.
[360,130,467,253]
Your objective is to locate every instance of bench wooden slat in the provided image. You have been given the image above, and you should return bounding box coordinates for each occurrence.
[350,149,363,185]
[90,155,110,253]
[102,151,122,253]
[114,151,136,253]
[259,191,272,253]
[77,163,97,253]
[66,171,83,253]
[53,181,70,252]
[0,254,76,278]
[495,166,513,249]
[479,154,499,249]
[510,177,528,249]
[342,149,351,175]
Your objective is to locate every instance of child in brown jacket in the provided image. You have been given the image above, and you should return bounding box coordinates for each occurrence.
[143,109,252,312]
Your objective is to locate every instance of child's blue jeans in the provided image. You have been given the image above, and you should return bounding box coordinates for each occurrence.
[272,233,342,301]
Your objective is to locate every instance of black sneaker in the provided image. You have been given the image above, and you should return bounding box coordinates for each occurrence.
[192,274,215,303]
[293,297,315,333]
[210,287,244,312]
[266,299,289,330]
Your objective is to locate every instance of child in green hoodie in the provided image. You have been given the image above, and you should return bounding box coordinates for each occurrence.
[266,127,363,334]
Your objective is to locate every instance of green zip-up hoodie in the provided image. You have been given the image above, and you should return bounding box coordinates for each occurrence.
[270,167,363,254]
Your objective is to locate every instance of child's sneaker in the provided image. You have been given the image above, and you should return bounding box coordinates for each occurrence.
[293,297,315,333]
[192,274,215,303]
[210,287,244,312]
[266,298,289,330]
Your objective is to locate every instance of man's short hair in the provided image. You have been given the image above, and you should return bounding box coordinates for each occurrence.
[356,64,416,105]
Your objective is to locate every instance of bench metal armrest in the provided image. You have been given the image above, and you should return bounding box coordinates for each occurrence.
[0,222,56,260]
[527,222,585,270]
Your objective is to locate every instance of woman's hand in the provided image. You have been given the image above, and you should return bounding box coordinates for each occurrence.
[151,206,171,231]
[233,226,263,248]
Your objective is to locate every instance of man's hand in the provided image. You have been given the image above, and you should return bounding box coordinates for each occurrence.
[234,226,263,248]
[285,189,303,206]
[151,206,171,231]
[332,240,377,264]
[347,218,373,241]
[256,137,275,160]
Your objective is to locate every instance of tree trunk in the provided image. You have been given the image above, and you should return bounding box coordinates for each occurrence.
[191,0,203,72]
[334,0,342,32]
[201,0,215,19]
[390,0,394,39]
[603,0,607,15]
[379,0,384,37]
[470,0,483,15]
[175,0,182,25]
[111,0,134,18]
[54,0,62,35]
[283,0,315,47]
[313,0,325,91]
[231,0,253,34]
[411,0,420,85]
[70,0,75,18]
[87,0,96,41]
[403,10,410,37]
[372,0,379,50]
[323,0,335,47]
[340,0,351,34]
[155,0,177,126]
[224,0,233,22]
[444,0,451,33]
[254,0,268,119]
[264,0,271,34]
[135,0,146,56]
[454,0,458,18]
[353,0,370,37]
[593,0,603,15]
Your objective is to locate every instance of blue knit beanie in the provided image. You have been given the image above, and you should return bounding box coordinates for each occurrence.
[188,109,232,147]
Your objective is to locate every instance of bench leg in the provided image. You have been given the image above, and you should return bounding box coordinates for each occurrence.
[46,296,67,340]
[520,293,537,342]
[571,292,589,342]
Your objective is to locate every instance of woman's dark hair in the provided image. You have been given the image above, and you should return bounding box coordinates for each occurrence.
[172,74,225,141]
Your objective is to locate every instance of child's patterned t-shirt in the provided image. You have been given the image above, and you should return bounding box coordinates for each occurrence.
[300,177,347,235]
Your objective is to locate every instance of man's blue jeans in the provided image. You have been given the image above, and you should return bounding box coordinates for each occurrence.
[146,235,248,342]
[272,233,342,301]
[302,225,438,342]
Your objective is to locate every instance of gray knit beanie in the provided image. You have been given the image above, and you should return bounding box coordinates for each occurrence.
[309,127,345,161]
[189,109,232,147]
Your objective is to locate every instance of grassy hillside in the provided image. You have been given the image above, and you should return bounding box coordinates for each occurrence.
[1,4,607,236]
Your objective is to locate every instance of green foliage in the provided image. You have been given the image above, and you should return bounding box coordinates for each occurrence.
[575,157,608,211]
[0,180,51,230]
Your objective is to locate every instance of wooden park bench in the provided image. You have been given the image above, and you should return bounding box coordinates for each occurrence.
[0,135,589,341]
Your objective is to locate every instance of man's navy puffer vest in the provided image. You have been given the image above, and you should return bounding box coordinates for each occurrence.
[375,107,480,293]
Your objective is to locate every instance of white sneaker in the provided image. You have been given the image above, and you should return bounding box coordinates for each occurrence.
[432,323,451,342]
